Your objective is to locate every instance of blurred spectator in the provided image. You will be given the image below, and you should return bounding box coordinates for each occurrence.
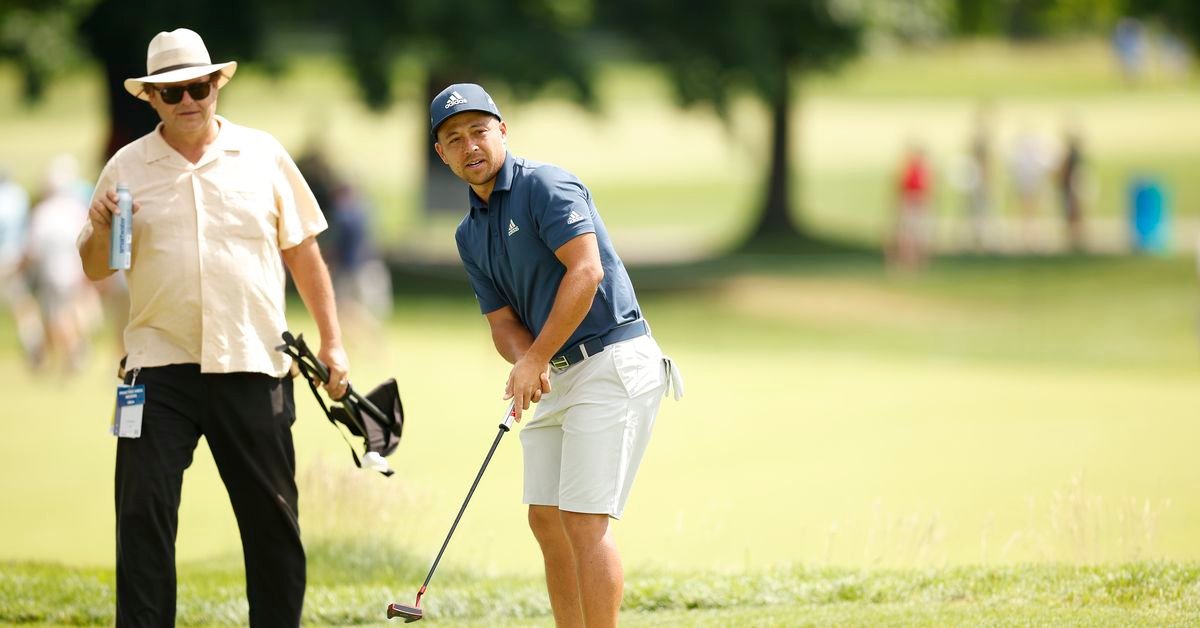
[96,269,130,357]
[888,144,934,272]
[328,181,393,335]
[1112,17,1147,83]
[1057,131,1087,252]
[296,145,392,336]
[955,108,996,253]
[0,166,46,365]
[295,140,340,253]
[24,155,96,372]
[38,156,128,356]
[1010,130,1050,251]
[1160,31,1192,78]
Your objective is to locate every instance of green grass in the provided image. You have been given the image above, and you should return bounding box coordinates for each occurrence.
[3,550,1198,625]
[2,36,1200,624]
[2,255,1198,576]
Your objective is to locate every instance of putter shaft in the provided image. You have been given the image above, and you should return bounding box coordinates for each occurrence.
[390,403,517,620]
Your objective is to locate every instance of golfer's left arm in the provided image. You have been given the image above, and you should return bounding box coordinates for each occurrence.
[506,233,602,419]
[282,236,349,399]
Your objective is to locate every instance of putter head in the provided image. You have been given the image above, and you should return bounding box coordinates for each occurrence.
[386,602,423,623]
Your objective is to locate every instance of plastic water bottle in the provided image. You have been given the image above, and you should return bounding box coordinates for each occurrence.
[109,184,133,270]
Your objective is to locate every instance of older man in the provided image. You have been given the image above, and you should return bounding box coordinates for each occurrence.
[77,28,347,627]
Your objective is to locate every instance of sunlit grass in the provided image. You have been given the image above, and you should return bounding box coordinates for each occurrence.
[3,555,1198,625]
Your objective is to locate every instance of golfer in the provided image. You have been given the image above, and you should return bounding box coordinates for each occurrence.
[77,28,347,627]
[431,83,682,627]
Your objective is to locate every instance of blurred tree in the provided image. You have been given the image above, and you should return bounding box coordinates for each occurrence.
[951,0,1124,39]
[0,0,93,104]
[78,1,271,159]
[952,0,1005,35]
[5,0,595,213]
[324,0,596,213]
[1125,0,1200,47]
[860,0,951,45]
[599,0,862,248]
[0,0,273,160]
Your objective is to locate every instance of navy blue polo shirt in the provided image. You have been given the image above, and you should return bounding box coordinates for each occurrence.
[454,154,641,355]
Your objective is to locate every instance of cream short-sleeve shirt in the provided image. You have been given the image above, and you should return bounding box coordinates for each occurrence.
[79,116,326,376]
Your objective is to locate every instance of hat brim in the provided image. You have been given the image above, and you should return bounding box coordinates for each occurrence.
[124,61,237,101]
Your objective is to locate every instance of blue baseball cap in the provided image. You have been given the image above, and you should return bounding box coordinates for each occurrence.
[430,83,502,139]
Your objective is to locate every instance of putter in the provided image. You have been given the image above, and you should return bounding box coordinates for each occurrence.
[387,401,518,623]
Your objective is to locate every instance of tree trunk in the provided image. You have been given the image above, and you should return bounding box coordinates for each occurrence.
[97,58,161,161]
[80,3,160,161]
[745,76,804,245]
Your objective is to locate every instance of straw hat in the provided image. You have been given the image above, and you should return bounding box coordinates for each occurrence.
[123,28,237,101]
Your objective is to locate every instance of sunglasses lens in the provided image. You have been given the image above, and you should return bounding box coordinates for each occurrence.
[159,86,185,104]
[187,82,212,101]
[156,81,212,105]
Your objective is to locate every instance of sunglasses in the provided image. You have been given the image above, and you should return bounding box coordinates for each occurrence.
[149,79,215,105]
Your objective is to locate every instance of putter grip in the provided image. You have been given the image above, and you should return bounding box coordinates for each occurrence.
[307,350,331,386]
[500,401,517,430]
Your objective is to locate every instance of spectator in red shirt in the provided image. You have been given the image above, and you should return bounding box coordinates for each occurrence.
[889,145,934,271]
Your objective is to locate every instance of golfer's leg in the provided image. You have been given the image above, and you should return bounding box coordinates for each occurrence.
[529,505,584,627]
[522,417,583,627]
[560,511,622,628]
[556,336,668,626]
[205,373,305,628]
[115,365,202,628]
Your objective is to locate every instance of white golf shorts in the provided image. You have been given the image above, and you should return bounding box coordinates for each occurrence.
[520,334,678,519]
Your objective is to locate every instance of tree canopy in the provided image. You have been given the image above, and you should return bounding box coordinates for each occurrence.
[599,0,862,245]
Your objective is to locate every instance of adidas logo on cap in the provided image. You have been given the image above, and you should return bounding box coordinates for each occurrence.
[444,91,468,108]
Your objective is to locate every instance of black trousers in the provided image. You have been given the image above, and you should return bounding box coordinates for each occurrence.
[115,364,305,627]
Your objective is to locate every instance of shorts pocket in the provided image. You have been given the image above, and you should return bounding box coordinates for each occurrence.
[610,337,665,398]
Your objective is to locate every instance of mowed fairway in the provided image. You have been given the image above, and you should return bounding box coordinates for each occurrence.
[2,255,1198,578]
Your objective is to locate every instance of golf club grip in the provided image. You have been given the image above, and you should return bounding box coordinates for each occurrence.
[295,335,377,412]
[500,401,517,430]
[291,333,331,383]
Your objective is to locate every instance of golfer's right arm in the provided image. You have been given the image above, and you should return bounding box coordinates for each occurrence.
[485,307,551,408]
[485,307,534,365]
[78,189,138,280]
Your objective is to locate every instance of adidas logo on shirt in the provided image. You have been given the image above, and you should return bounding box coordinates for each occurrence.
[566,210,585,225]
[444,91,468,108]
[507,219,520,236]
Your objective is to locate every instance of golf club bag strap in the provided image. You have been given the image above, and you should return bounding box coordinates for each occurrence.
[277,334,377,473]
[293,351,366,471]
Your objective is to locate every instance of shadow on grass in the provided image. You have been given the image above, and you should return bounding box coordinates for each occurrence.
[379,232,1154,301]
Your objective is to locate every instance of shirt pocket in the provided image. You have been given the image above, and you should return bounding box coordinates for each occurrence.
[218,186,277,240]
[610,337,666,399]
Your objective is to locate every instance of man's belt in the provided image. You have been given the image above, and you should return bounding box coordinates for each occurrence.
[550,319,650,371]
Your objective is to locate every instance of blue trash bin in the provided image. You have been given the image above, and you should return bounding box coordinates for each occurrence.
[1129,178,1169,253]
